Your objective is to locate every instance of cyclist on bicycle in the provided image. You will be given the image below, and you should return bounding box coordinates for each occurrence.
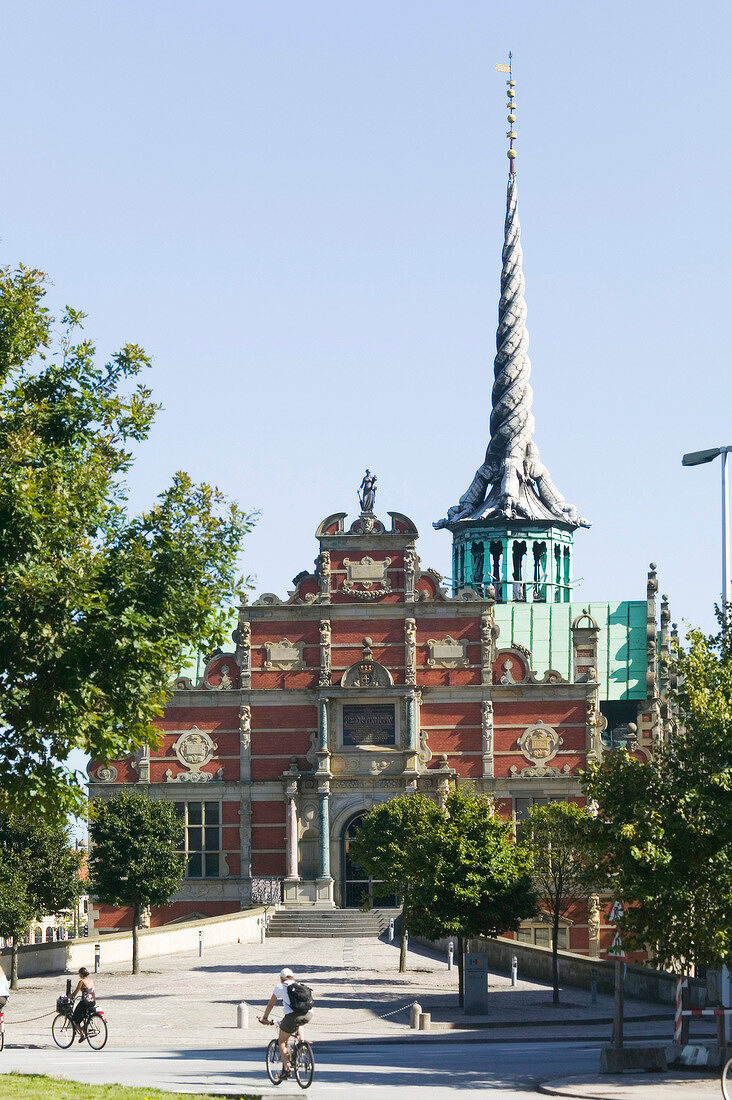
[0,966,9,1009]
[70,967,96,1042]
[260,967,312,1079]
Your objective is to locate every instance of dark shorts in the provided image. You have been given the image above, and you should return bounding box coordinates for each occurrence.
[0,996,7,1009]
[280,1010,311,1035]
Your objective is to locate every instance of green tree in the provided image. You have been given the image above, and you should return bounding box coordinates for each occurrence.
[519,800,595,1004]
[0,264,253,817]
[89,791,185,974]
[583,612,732,970]
[348,794,444,972]
[0,810,83,987]
[409,789,537,1005]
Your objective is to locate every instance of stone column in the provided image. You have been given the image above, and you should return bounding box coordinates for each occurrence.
[314,699,334,905]
[134,744,150,783]
[285,784,300,882]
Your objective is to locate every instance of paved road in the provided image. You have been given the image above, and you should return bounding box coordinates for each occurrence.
[0,1035,606,1097]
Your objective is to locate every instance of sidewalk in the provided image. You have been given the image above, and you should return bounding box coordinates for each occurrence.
[540,1071,721,1099]
[1,931,691,1049]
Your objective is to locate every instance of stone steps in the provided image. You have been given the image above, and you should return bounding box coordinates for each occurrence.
[266,908,399,938]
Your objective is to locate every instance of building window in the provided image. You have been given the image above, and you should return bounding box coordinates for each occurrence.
[517,922,568,950]
[174,801,221,878]
[45,927,53,942]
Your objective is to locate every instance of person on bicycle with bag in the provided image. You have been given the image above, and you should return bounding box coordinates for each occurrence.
[259,967,312,1079]
[70,967,96,1042]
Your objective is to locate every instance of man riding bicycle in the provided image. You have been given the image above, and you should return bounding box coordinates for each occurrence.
[259,967,312,1080]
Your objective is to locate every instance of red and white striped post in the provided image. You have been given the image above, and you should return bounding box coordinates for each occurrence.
[674,977,687,1045]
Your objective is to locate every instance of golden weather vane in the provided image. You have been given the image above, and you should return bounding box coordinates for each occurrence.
[495,52,516,173]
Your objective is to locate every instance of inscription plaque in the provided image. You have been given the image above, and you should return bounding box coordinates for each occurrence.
[342,704,396,747]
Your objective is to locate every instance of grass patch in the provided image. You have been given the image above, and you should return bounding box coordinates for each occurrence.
[0,1075,261,1099]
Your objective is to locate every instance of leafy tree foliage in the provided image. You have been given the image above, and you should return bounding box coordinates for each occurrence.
[0,810,83,987]
[0,265,253,816]
[583,613,732,970]
[519,800,595,1003]
[348,794,444,971]
[89,791,185,974]
[352,789,536,1001]
[409,789,537,1002]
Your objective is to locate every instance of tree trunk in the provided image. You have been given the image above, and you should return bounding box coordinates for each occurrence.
[132,904,140,975]
[399,891,408,973]
[10,939,19,990]
[552,895,561,1005]
[457,934,464,1008]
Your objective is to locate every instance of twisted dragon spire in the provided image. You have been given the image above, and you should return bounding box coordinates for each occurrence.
[435,67,588,532]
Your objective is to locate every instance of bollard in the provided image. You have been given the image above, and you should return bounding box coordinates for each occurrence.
[388,917,394,943]
[511,955,517,987]
[260,918,266,945]
[94,943,100,973]
[591,967,598,1005]
[66,978,72,997]
[418,1012,431,1031]
[404,929,408,959]
[236,1002,249,1029]
[199,929,204,957]
[448,941,454,971]
[410,1001,422,1030]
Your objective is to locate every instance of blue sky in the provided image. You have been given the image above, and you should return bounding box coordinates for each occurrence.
[2,0,731,643]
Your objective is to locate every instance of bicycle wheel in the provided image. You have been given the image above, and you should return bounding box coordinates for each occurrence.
[0,1021,4,1052]
[266,1037,284,1085]
[294,1040,314,1089]
[85,1013,108,1050]
[722,1056,732,1100]
[52,1013,75,1049]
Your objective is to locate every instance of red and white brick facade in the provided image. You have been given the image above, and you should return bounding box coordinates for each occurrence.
[89,506,624,954]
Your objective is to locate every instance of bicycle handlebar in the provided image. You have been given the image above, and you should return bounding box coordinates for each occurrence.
[258,1016,275,1026]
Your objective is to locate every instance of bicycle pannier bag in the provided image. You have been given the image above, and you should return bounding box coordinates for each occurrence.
[288,981,314,1014]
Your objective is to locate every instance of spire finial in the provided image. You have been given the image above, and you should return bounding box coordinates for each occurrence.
[496,53,516,173]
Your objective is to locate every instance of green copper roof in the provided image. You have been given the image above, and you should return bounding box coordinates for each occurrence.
[493,600,647,701]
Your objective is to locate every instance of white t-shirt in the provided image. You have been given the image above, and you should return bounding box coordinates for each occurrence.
[0,971,9,998]
[272,980,292,1013]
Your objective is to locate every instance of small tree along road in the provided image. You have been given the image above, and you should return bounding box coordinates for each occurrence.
[519,800,595,1004]
[409,789,537,1006]
[583,612,732,970]
[348,794,444,972]
[89,791,185,974]
[0,810,83,987]
[0,265,253,817]
[353,790,536,1003]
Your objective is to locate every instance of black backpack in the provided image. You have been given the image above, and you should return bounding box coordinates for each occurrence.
[287,980,314,1014]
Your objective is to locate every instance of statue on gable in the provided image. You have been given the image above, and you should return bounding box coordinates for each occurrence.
[358,470,377,514]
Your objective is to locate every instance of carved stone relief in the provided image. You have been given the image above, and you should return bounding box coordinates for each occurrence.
[319,620,331,687]
[236,621,251,686]
[95,764,118,783]
[481,700,494,778]
[315,551,331,601]
[264,639,305,671]
[404,618,417,686]
[404,548,418,601]
[427,636,469,668]
[342,556,392,599]
[517,721,562,765]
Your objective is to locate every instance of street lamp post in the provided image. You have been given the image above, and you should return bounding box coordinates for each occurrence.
[682,444,732,1040]
[682,446,731,609]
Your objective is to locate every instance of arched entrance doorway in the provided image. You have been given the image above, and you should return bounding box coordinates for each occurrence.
[341,814,398,909]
